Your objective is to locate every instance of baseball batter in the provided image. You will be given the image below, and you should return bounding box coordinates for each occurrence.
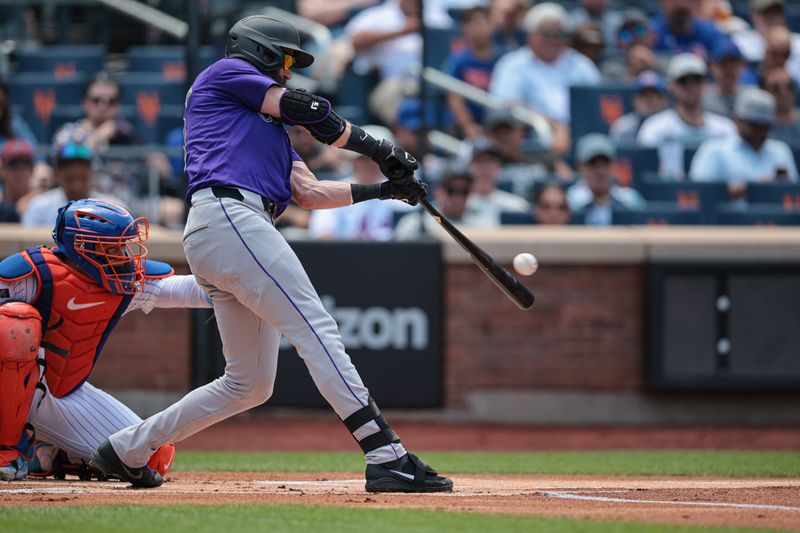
[92,16,452,493]
[0,198,211,481]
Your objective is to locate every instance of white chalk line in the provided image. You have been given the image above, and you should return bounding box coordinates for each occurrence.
[544,491,800,512]
[255,479,363,485]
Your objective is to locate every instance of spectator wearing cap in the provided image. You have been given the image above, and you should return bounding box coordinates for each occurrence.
[601,8,660,82]
[609,71,669,144]
[483,109,527,164]
[732,0,800,85]
[21,144,124,227]
[571,22,605,66]
[395,171,483,239]
[466,140,530,227]
[638,54,736,179]
[309,126,410,241]
[480,109,552,193]
[568,0,623,48]
[652,0,725,58]
[0,140,35,222]
[391,97,449,182]
[567,133,646,227]
[702,39,757,117]
[763,66,800,144]
[533,181,571,225]
[690,88,797,198]
[445,6,504,140]
[490,2,600,154]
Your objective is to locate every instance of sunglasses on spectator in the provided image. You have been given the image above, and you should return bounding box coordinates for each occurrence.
[676,74,704,86]
[5,158,33,169]
[538,28,567,39]
[88,95,119,106]
[444,186,470,197]
[537,202,568,211]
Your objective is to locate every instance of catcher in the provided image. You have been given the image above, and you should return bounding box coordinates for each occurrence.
[0,198,210,481]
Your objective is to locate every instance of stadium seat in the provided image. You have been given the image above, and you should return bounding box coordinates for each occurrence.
[717,204,800,225]
[569,84,637,141]
[333,68,374,125]
[612,202,702,225]
[500,211,535,225]
[614,145,659,188]
[746,182,800,209]
[16,45,106,78]
[637,181,730,223]
[424,28,463,71]
[786,6,800,32]
[500,210,585,225]
[127,46,221,80]
[125,106,183,145]
[6,73,88,142]
[116,73,186,109]
[683,146,699,174]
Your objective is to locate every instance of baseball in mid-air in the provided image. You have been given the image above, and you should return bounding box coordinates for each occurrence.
[513,253,538,276]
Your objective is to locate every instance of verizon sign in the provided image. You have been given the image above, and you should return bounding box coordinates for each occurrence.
[193,241,443,408]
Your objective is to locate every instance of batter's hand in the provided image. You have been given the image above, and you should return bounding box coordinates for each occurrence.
[380,177,428,206]
[373,140,419,180]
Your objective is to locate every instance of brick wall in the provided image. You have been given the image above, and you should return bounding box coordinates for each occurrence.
[444,264,644,406]
[90,266,192,392]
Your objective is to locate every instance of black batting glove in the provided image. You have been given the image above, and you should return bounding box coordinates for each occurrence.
[379,177,428,206]
[372,140,419,181]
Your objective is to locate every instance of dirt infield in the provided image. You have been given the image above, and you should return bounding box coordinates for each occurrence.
[3,473,799,530]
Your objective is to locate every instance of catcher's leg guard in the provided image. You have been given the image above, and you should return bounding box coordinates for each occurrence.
[0,302,43,480]
[147,444,175,476]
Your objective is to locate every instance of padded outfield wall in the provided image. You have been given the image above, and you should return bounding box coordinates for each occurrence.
[3,225,799,425]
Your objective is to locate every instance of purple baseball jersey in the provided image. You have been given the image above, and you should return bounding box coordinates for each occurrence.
[184,58,302,213]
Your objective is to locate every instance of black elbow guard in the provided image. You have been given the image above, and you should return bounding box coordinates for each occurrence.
[279,89,346,145]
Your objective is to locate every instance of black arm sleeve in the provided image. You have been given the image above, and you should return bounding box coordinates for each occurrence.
[342,124,381,159]
[279,89,346,145]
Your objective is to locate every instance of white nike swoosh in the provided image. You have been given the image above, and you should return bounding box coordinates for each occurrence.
[389,470,415,480]
[67,297,105,311]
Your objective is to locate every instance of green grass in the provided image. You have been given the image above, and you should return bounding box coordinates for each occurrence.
[6,505,788,533]
[173,450,800,478]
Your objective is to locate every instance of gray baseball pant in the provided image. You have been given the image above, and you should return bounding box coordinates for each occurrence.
[109,187,407,467]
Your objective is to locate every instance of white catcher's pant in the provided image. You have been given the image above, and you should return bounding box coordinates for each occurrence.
[29,376,141,464]
[110,188,407,467]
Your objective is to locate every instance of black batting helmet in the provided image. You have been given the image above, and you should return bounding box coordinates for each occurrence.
[225,16,314,74]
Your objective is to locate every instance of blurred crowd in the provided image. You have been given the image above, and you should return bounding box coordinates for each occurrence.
[2,0,800,238]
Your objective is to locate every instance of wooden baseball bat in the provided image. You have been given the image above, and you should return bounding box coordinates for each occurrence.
[419,197,535,310]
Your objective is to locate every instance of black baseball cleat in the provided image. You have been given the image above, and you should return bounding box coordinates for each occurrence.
[90,439,163,488]
[365,453,453,493]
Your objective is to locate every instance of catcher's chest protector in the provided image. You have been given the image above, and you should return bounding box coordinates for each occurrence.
[0,302,42,459]
[24,247,131,398]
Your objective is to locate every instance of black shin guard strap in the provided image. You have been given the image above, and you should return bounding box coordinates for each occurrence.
[342,397,401,454]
